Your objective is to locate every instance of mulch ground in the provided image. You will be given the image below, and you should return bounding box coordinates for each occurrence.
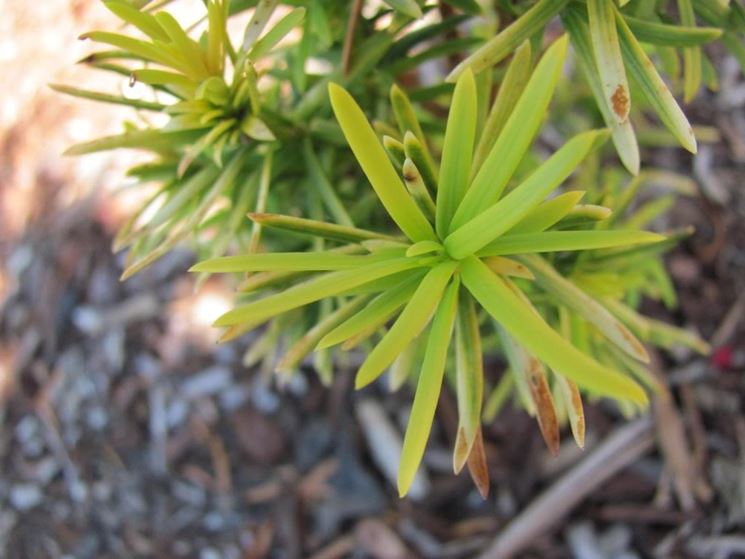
[1,3,744,558]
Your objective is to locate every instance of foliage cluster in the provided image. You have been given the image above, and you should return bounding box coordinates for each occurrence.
[57,0,730,495]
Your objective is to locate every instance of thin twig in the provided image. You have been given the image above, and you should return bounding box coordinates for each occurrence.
[649,349,698,511]
[476,416,654,559]
[680,384,713,501]
[341,0,364,76]
[654,388,696,511]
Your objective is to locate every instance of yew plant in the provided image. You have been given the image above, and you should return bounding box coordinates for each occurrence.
[58,0,732,496]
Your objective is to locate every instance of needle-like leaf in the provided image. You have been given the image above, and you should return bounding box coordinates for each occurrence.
[383,135,406,167]
[388,37,482,75]
[246,150,274,253]
[602,297,710,355]
[677,0,702,102]
[452,294,484,473]
[390,83,426,144]
[555,204,613,229]
[64,128,202,156]
[318,274,422,349]
[471,41,532,175]
[563,7,639,174]
[406,241,443,258]
[154,12,209,78]
[404,132,439,193]
[249,7,306,60]
[520,254,650,363]
[382,0,423,19]
[402,159,437,220]
[450,35,569,231]
[191,251,403,273]
[247,213,396,244]
[388,339,423,392]
[356,261,458,389]
[446,0,568,81]
[465,427,490,498]
[507,191,585,234]
[623,15,722,46]
[442,0,481,15]
[483,256,535,280]
[437,68,477,236]
[388,14,471,60]
[149,166,222,229]
[276,295,369,373]
[241,0,279,51]
[497,328,535,415]
[205,0,228,75]
[482,373,514,422]
[445,129,608,259]
[214,257,428,328]
[615,8,697,153]
[50,83,166,111]
[399,278,459,496]
[478,230,664,256]
[588,0,631,123]
[131,68,197,97]
[555,373,585,448]
[461,256,647,404]
[102,1,169,41]
[329,83,436,242]
[303,141,355,228]
[523,349,560,455]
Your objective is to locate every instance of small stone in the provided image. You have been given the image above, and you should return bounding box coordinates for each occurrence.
[92,481,112,502]
[10,484,43,511]
[250,380,279,413]
[135,353,161,381]
[15,415,39,443]
[102,328,125,372]
[70,480,88,502]
[286,373,308,397]
[86,406,108,431]
[200,547,221,559]
[204,511,225,532]
[182,366,232,400]
[34,457,60,485]
[219,385,249,412]
[172,481,206,507]
[72,306,103,334]
[231,406,286,465]
[166,399,189,428]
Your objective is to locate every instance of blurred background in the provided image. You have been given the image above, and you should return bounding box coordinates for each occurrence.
[1,1,745,558]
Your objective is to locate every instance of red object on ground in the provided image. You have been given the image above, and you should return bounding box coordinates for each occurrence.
[712,346,733,369]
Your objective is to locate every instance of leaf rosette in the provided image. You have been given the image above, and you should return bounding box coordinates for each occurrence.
[194,36,674,496]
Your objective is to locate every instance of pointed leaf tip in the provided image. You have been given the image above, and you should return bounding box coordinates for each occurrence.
[398,278,459,496]
[329,82,436,242]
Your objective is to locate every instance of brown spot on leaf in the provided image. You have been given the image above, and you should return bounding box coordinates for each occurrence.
[466,427,490,499]
[611,84,629,119]
[526,358,560,456]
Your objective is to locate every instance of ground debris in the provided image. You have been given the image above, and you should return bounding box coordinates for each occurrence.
[1,3,744,558]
